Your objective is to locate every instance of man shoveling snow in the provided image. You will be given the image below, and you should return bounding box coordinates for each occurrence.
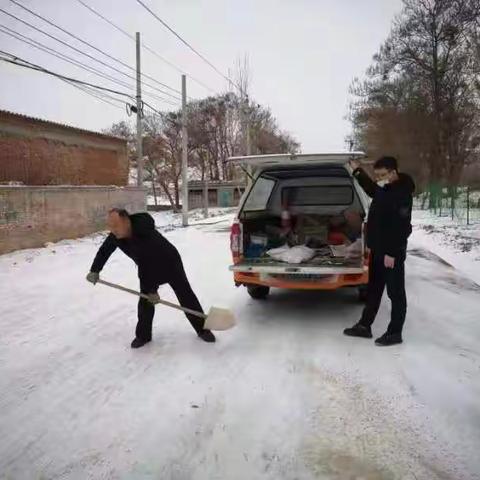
[86,208,216,348]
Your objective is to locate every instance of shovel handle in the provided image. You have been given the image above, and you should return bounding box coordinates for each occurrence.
[97,279,207,319]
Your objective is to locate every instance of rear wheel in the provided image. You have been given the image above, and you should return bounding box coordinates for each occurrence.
[358,285,368,302]
[247,286,270,300]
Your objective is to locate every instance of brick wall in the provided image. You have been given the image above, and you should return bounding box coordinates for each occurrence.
[0,186,146,254]
[0,111,128,185]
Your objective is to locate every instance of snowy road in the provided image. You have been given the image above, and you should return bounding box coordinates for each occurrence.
[1,214,479,480]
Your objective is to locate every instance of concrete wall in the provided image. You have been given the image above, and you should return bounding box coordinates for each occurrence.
[0,111,128,186]
[0,186,146,255]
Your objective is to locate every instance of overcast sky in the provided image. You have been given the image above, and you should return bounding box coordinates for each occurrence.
[0,0,403,152]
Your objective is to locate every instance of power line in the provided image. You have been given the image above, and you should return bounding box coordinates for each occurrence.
[1,51,172,114]
[0,50,135,99]
[8,0,183,97]
[0,7,180,102]
[76,85,127,108]
[0,25,178,107]
[65,79,126,110]
[143,100,166,116]
[4,53,126,110]
[135,0,239,90]
[142,46,214,94]
[74,0,215,94]
[0,26,133,92]
[0,6,181,102]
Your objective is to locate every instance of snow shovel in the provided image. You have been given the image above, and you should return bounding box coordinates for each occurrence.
[97,278,236,331]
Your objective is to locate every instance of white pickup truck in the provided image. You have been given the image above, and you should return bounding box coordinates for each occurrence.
[228,152,371,300]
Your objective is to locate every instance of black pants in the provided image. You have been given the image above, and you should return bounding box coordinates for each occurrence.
[359,250,407,334]
[136,259,205,340]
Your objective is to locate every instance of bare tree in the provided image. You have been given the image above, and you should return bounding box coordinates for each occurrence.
[104,91,300,208]
[349,0,480,188]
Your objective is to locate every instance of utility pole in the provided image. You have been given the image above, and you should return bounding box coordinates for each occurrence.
[203,150,209,218]
[245,95,251,156]
[241,92,250,156]
[181,74,188,226]
[135,32,144,206]
[243,93,253,187]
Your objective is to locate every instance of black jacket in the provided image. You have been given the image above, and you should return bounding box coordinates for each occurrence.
[353,168,415,257]
[90,212,179,292]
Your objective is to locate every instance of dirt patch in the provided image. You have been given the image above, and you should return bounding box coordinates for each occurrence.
[303,447,395,480]
[409,248,453,267]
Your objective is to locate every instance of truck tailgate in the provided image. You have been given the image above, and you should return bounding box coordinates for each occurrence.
[229,258,365,275]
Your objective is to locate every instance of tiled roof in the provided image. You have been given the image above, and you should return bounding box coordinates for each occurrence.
[0,109,126,143]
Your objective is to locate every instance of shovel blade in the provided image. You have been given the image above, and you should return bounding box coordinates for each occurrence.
[204,307,236,331]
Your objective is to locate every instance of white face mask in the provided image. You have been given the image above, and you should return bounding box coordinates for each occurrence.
[377,179,389,187]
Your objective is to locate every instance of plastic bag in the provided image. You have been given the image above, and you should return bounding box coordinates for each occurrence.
[345,239,363,260]
[266,245,316,264]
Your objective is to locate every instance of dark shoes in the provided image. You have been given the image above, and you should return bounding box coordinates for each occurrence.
[343,323,373,339]
[131,337,151,349]
[198,329,216,343]
[344,323,403,346]
[375,332,403,346]
[131,330,216,348]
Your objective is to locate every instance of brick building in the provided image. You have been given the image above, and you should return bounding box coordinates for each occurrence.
[0,110,128,186]
[0,111,145,254]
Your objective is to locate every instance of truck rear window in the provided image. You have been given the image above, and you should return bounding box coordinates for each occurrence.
[283,186,353,206]
[243,177,275,211]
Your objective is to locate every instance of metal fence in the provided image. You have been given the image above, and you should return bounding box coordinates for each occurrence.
[415,185,480,225]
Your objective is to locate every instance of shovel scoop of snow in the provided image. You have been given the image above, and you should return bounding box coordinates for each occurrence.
[204,306,236,331]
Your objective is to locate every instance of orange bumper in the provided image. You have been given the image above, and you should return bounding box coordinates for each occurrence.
[233,271,369,291]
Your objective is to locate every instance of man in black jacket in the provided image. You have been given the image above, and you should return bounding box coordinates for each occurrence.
[86,208,216,348]
[344,156,415,346]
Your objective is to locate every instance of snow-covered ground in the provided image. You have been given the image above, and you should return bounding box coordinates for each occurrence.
[1,211,479,479]
[410,210,480,286]
[147,195,171,207]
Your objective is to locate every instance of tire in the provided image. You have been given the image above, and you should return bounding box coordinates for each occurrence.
[247,286,270,300]
[358,285,368,302]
